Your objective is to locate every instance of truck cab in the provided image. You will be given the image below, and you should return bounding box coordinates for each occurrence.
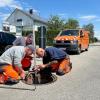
[53,29,89,54]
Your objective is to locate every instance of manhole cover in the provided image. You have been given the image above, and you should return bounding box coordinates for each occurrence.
[22,73,57,85]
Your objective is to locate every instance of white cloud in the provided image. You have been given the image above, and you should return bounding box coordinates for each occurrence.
[0,0,39,14]
[58,13,66,16]
[95,30,100,35]
[95,18,100,22]
[33,9,39,13]
[0,0,22,9]
[20,1,39,15]
[94,30,100,39]
[0,12,10,21]
[58,13,68,18]
[79,15,98,21]
[0,0,11,7]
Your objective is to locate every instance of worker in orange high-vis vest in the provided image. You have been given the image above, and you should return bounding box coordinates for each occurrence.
[36,47,72,76]
[0,45,34,84]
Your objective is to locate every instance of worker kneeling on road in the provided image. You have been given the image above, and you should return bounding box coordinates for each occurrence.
[0,45,34,84]
[36,47,72,76]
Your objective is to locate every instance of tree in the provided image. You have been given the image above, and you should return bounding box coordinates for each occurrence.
[83,23,94,42]
[65,18,79,29]
[94,37,98,42]
[48,15,65,31]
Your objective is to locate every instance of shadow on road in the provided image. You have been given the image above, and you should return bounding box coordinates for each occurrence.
[66,50,87,55]
[67,52,77,55]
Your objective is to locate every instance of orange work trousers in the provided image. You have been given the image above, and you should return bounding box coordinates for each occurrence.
[0,65,20,82]
[51,58,71,75]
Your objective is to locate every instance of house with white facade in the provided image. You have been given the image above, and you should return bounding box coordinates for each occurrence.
[3,8,47,36]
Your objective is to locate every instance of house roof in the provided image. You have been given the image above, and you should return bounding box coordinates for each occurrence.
[6,8,47,25]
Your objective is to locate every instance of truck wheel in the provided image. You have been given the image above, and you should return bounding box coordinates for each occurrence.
[85,48,88,51]
[77,47,81,54]
[85,45,89,51]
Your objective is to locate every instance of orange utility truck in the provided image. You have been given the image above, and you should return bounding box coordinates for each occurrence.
[53,29,89,54]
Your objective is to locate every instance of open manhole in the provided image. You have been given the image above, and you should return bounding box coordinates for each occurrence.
[22,73,57,85]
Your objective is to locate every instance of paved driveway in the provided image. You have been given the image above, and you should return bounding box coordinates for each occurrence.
[0,43,100,100]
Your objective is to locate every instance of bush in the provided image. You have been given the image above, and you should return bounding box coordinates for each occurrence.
[46,30,60,46]
[94,37,98,42]
[35,31,39,45]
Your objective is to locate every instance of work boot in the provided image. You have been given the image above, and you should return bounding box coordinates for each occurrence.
[5,77,19,85]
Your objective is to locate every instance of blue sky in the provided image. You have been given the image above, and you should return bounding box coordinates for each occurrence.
[0,0,100,38]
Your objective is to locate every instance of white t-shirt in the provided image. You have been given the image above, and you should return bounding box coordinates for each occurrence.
[0,46,25,67]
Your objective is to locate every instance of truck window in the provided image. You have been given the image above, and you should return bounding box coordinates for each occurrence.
[60,30,79,36]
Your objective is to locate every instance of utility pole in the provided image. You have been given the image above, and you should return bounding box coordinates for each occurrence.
[29,22,36,71]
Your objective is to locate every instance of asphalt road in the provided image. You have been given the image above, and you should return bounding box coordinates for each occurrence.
[0,42,100,100]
